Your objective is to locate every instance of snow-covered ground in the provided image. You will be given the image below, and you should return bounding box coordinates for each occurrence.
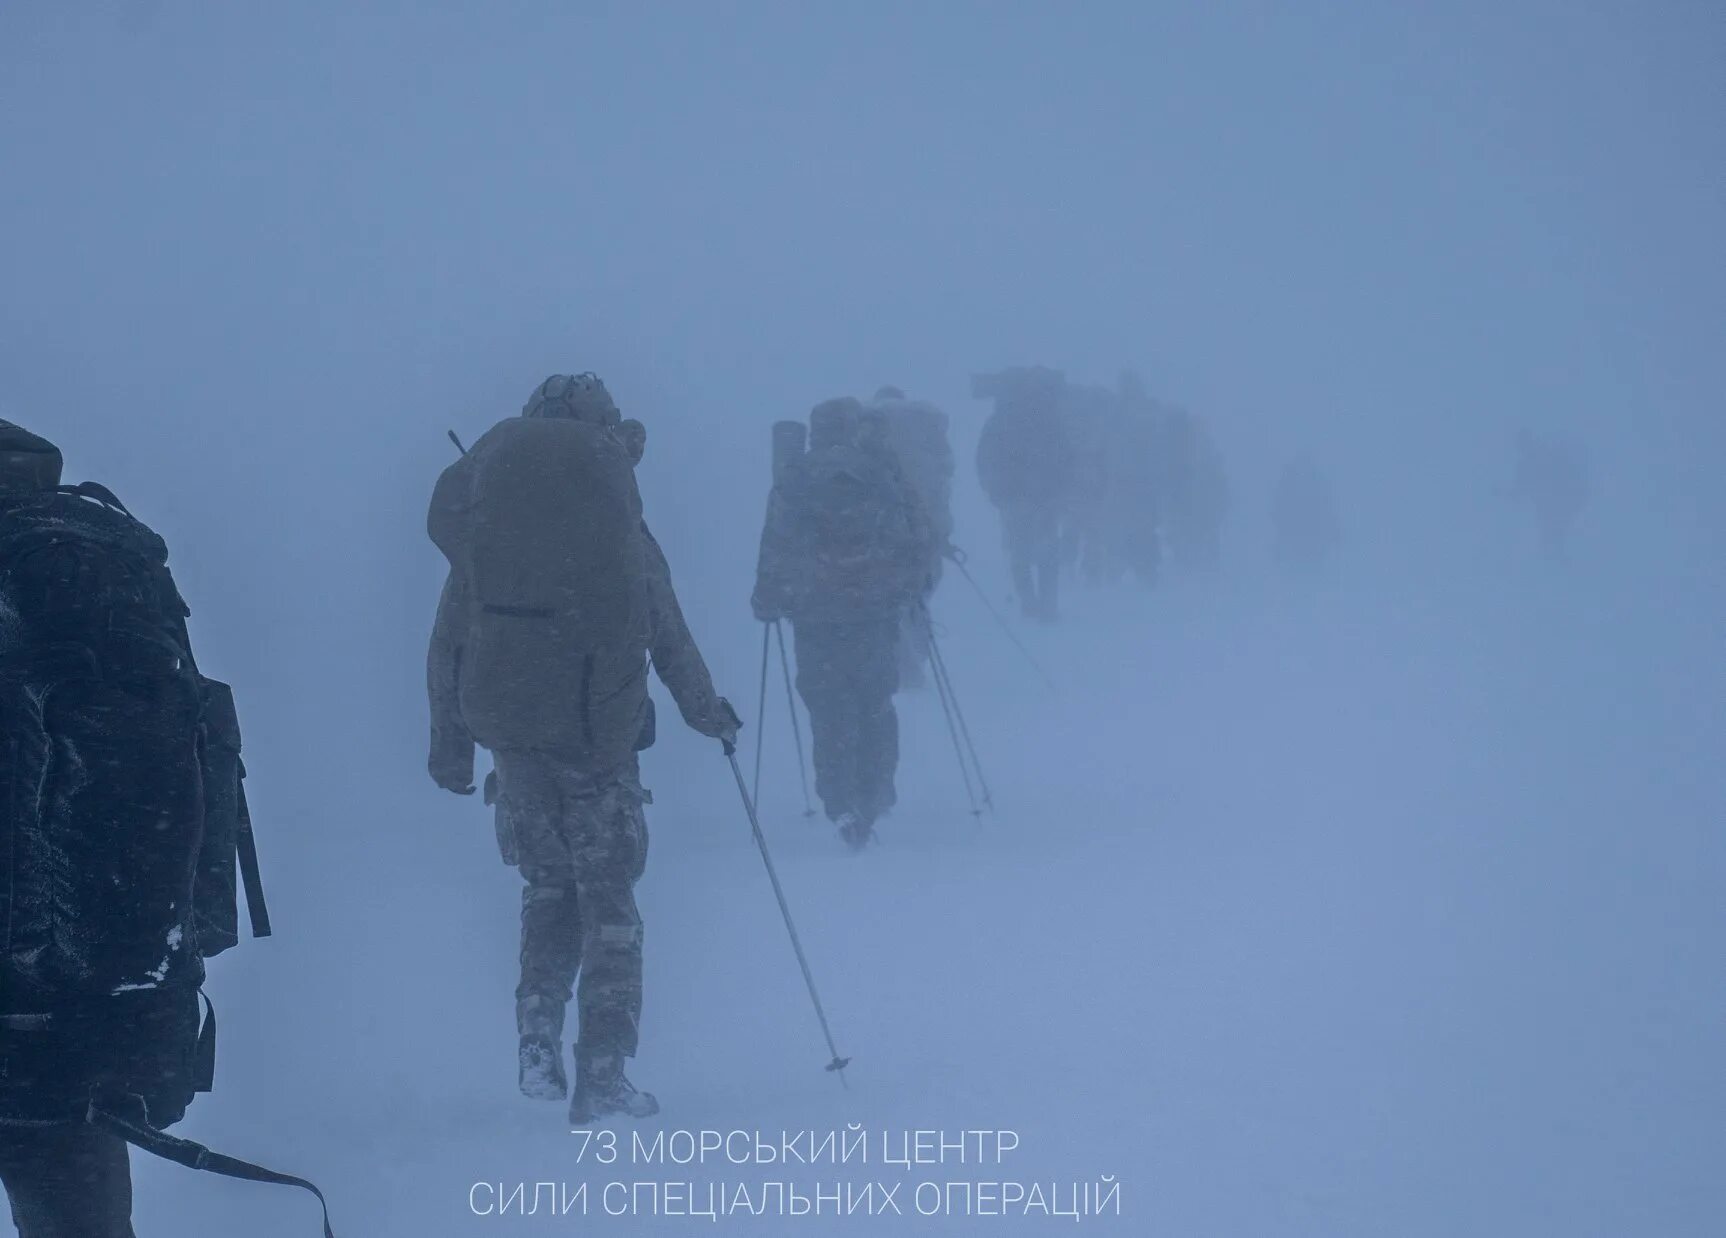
[94,525,1723,1237]
[5,8,1722,1234]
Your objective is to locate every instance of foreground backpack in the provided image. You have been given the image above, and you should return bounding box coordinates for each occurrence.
[0,483,331,1236]
[429,416,651,769]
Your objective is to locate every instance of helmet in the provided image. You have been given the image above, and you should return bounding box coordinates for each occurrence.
[522,373,621,427]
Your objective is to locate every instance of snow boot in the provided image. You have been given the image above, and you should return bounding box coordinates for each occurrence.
[836,812,875,852]
[568,1052,659,1125]
[519,1035,568,1101]
[517,996,568,1100]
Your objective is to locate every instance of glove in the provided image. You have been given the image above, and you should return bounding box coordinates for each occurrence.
[751,599,782,624]
[432,769,476,796]
[706,697,743,748]
[430,739,476,796]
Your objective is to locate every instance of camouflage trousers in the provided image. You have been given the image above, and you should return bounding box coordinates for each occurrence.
[494,753,650,1059]
[793,618,900,825]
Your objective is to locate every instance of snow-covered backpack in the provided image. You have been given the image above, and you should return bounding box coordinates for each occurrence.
[0,483,332,1236]
[780,445,929,620]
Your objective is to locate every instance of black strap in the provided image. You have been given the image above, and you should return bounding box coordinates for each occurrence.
[53,481,132,515]
[480,603,555,618]
[234,782,273,938]
[193,993,217,1094]
[89,1102,335,1238]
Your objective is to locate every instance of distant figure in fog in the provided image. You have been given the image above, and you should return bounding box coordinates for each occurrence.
[1102,371,1165,588]
[1060,381,1122,586]
[1158,407,1229,573]
[974,365,1075,620]
[870,386,955,687]
[1272,455,1341,574]
[753,398,935,850]
[1508,427,1590,560]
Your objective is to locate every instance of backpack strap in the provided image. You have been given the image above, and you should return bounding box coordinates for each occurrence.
[234,781,273,938]
[193,992,217,1094]
[87,1098,336,1238]
[52,481,133,515]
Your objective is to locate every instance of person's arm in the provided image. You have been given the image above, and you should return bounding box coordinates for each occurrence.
[644,526,738,741]
[427,571,476,793]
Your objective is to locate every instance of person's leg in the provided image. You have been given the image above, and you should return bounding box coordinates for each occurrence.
[1033,507,1061,620]
[1003,507,1037,617]
[496,751,582,1098]
[794,622,856,821]
[853,618,903,829]
[0,1123,135,1238]
[562,765,659,1122]
[565,773,650,1064]
[515,878,582,1041]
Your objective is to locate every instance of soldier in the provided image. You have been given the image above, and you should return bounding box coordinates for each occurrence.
[428,374,739,1124]
[752,398,934,850]
[973,366,1076,621]
[1107,372,1164,588]
[1059,381,1124,586]
[1158,407,1229,574]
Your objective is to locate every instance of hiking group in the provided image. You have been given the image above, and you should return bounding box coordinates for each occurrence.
[0,369,1589,1236]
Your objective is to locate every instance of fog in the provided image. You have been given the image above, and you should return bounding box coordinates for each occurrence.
[3,2,1722,1234]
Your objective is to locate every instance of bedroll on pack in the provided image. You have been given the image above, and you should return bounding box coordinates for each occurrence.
[429,417,651,767]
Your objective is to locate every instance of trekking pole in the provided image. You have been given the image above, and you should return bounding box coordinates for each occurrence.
[924,608,995,814]
[951,554,1056,691]
[723,740,852,1085]
[773,620,817,818]
[751,622,771,810]
[447,430,467,456]
[922,610,982,818]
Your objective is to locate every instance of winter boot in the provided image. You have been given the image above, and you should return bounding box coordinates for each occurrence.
[517,995,568,1100]
[568,1051,659,1125]
[836,812,875,852]
[519,1035,569,1101]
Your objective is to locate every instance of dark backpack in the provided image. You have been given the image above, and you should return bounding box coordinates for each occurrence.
[0,484,331,1236]
[429,417,651,768]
